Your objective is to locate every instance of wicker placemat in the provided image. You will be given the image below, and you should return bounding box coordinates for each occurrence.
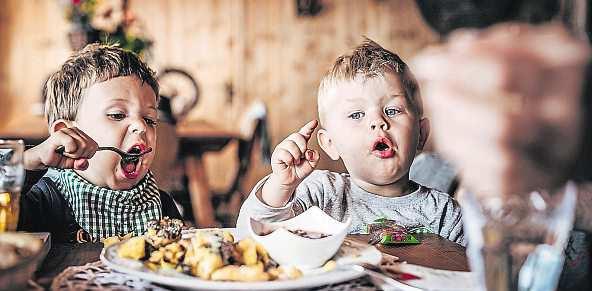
[313,277,379,291]
[50,261,382,291]
[50,261,169,291]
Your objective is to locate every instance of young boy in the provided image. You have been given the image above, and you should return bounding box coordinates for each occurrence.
[18,44,181,243]
[237,39,464,244]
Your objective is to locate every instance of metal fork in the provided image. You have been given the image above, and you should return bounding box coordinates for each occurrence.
[55,145,152,163]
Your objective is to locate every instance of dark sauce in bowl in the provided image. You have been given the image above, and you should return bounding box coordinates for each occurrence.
[288,229,331,239]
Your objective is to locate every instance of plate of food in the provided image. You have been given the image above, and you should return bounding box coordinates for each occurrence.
[101,211,382,290]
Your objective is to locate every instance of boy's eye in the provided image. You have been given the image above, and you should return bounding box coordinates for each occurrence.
[348,111,365,120]
[385,107,401,117]
[144,117,158,127]
[107,113,126,120]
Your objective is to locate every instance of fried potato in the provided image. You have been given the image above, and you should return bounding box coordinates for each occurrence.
[194,246,212,263]
[148,249,164,263]
[237,238,258,266]
[278,265,303,280]
[210,265,241,281]
[196,252,224,279]
[145,262,159,271]
[192,232,211,248]
[184,245,214,268]
[211,263,270,282]
[164,242,183,253]
[103,232,134,247]
[183,246,197,267]
[103,236,121,248]
[191,230,233,248]
[160,260,177,270]
[267,267,281,280]
[117,237,145,260]
[255,242,272,265]
[163,242,184,264]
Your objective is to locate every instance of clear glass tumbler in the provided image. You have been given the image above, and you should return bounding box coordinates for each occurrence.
[0,139,25,232]
[462,182,577,291]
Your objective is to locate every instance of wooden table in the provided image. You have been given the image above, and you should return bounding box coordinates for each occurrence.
[350,233,469,272]
[0,117,50,147]
[176,120,240,227]
[34,233,468,289]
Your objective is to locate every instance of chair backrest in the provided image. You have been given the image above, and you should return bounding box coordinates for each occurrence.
[226,101,271,195]
[410,152,459,195]
[212,101,272,226]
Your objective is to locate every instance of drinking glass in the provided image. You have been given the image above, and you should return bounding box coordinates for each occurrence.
[462,183,577,291]
[0,139,25,232]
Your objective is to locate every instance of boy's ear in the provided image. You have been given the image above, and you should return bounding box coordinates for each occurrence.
[317,128,340,160]
[50,119,76,133]
[417,117,430,151]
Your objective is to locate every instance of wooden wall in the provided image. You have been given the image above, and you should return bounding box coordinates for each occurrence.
[0,0,437,195]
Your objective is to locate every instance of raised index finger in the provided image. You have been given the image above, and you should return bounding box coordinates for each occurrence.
[297,120,318,140]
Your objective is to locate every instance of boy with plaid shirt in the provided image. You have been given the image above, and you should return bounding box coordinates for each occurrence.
[18,44,181,243]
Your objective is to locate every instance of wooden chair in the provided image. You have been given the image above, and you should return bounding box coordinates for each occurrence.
[152,100,270,227]
[210,102,271,226]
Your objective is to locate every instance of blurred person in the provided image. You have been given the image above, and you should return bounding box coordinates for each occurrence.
[413,21,592,291]
[412,1,592,289]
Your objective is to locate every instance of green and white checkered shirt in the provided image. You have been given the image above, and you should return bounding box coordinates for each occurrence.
[58,169,162,240]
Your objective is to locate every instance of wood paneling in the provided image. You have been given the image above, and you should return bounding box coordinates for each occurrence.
[0,0,437,197]
[0,0,10,122]
[203,0,438,189]
[0,0,71,130]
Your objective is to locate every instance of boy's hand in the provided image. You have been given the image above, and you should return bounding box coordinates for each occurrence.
[24,127,98,171]
[271,120,320,186]
[262,120,320,207]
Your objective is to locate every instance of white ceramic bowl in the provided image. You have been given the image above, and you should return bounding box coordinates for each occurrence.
[249,206,351,269]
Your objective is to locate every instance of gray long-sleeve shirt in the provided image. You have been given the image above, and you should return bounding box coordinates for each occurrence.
[237,170,465,245]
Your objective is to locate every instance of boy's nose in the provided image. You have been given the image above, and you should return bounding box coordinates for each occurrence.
[130,119,147,135]
[370,119,389,131]
[132,127,145,134]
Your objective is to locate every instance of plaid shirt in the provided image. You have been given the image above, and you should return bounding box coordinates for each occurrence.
[58,169,162,240]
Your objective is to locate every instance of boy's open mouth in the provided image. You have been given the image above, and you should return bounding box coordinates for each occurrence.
[120,144,146,179]
[371,137,395,159]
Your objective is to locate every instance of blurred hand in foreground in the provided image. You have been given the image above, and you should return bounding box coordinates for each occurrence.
[412,23,591,197]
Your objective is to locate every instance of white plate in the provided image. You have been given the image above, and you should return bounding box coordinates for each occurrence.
[100,228,382,290]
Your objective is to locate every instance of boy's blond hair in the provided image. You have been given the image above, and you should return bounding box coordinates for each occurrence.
[318,38,421,124]
[44,43,159,125]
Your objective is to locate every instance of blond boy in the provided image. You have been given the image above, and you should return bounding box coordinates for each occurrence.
[19,44,181,242]
[237,39,464,244]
